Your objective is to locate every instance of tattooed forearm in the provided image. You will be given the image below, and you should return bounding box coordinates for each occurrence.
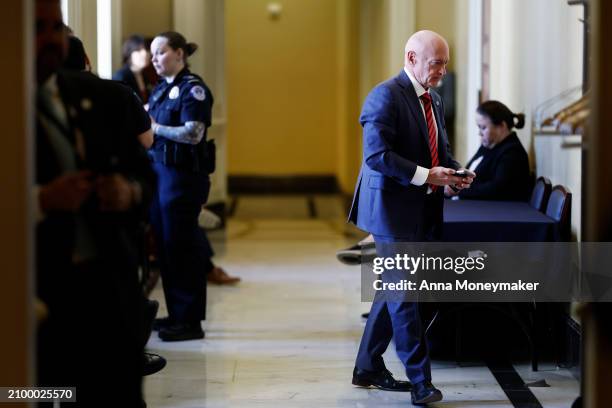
[153,121,205,145]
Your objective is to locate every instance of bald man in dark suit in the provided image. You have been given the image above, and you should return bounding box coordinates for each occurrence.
[348,30,474,405]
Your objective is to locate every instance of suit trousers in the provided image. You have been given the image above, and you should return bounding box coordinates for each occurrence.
[355,194,442,384]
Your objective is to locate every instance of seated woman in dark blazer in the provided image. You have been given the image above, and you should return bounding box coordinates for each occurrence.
[446,100,532,201]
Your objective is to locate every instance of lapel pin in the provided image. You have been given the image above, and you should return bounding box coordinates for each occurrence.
[80,98,92,111]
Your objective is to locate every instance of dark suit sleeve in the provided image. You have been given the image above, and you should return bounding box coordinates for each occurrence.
[126,89,151,136]
[360,85,419,186]
[458,146,528,200]
[436,94,460,170]
[445,141,460,170]
[113,86,155,214]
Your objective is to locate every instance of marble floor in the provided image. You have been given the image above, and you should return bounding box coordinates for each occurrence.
[144,195,579,408]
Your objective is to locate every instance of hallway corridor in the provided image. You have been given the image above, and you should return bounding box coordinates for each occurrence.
[143,195,579,408]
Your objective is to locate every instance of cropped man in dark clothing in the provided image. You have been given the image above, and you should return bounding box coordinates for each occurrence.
[35,0,154,404]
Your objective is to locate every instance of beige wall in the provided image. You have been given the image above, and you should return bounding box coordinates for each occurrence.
[226,0,345,176]
[359,0,418,98]
[121,0,172,40]
[359,0,390,95]
[225,0,458,187]
[64,1,98,73]
[415,0,456,72]
[336,0,361,193]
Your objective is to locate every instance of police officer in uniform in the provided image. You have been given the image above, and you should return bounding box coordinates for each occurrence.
[148,31,213,341]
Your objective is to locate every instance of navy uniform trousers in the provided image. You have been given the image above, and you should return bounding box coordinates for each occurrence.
[150,162,210,323]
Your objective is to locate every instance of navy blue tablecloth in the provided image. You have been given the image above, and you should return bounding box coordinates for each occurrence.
[443,199,559,242]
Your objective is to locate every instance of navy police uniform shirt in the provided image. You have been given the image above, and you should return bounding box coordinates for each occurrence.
[148,68,213,151]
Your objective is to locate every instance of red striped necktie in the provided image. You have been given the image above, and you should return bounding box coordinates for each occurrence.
[419,92,439,168]
[419,92,439,191]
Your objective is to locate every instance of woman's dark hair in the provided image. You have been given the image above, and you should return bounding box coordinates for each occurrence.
[477,100,525,130]
[122,34,146,64]
[156,31,198,65]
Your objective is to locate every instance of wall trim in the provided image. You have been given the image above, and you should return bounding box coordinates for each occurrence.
[228,175,339,194]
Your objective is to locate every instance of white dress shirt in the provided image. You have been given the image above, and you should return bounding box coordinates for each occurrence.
[403,67,439,189]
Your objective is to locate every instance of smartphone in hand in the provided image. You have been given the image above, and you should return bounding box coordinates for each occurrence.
[454,169,475,178]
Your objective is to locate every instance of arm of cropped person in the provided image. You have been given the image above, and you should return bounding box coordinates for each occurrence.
[152,121,205,145]
[137,129,154,149]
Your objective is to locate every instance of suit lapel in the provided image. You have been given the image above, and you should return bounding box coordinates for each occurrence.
[430,93,443,133]
[56,72,92,165]
[395,71,430,147]
[55,72,83,145]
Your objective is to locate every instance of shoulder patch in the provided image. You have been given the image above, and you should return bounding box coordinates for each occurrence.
[190,85,206,101]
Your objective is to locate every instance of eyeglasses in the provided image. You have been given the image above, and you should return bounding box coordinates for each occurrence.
[428,60,448,70]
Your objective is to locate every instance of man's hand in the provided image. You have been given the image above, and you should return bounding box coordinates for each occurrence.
[453,168,475,190]
[138,129,154,149]
[95,174,137,212]
[427,167,474,187]
[39,171,93,212]
[444,185,459,196]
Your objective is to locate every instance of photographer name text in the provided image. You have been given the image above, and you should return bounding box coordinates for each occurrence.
[373,279,540,293]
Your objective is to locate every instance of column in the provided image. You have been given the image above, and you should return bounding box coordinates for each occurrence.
[387,0,416,77]
[174,0,228,207]
[96,0,122,78]
[1,0,33,389]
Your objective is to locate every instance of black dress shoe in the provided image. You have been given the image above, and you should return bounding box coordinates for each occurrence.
[142,352,167,376]
[352,367,412,391]
[152,316,173,331]
[158,322,204,342]
[336,244,363,265]
[411,381,442,405]
[336,242,377,265]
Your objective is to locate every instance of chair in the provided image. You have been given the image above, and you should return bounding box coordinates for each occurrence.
[529,176,552,212]
[545,185,572,241]
[527,185,572,370]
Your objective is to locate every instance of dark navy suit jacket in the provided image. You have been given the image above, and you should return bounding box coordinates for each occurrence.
[348,70,459,237]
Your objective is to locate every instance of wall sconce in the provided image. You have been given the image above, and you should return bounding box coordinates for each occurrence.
[267,2,282,20]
